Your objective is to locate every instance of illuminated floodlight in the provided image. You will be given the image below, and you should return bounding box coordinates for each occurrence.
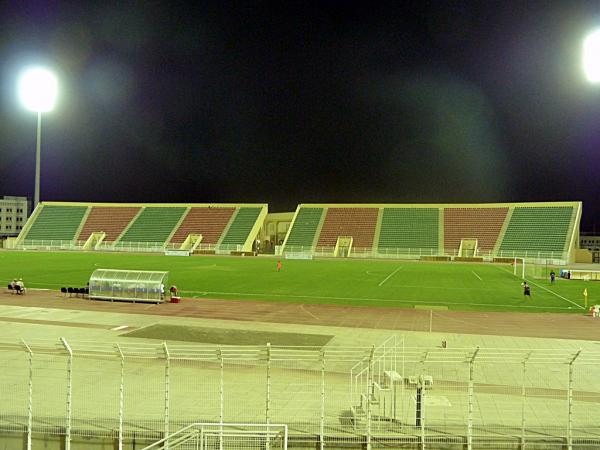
[584,30,600,83]
[18,67,58,112]
[17,66,58,209]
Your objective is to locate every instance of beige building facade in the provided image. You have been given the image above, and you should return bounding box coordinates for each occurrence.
[0,196,29,238]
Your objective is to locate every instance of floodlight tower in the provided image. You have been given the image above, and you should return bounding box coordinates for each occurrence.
[583,29,600,83]
[18,67,58,210]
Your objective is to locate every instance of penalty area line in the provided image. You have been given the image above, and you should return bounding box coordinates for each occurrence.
[498,267,584,310]
[378,267,403,287]
[527,279,584,310]
[471,271,482,281]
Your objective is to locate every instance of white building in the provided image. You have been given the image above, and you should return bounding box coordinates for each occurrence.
[0,196,30,238]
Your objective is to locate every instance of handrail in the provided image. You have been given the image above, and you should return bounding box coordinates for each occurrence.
[141,422,288,450]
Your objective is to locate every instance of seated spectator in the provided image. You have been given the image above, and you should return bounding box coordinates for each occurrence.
[169,285,178,297]
[16,279,26,294]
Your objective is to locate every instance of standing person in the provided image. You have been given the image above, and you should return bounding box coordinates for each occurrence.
[276,260,282,272]
[522,281,531,298]
[160,283,165,300]
[550,270,556,284]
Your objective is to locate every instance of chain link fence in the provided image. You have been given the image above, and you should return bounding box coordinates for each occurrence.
[1,338,599,449]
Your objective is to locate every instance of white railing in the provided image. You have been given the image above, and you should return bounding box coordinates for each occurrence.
[19,239,84,251]
[281,245,567,263]
[141,423,288,450]
[214,244,244,254]
[14,240,567,262]
[95,241,180,253]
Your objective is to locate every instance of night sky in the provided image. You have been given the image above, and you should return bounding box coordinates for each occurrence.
[0,2,598,230]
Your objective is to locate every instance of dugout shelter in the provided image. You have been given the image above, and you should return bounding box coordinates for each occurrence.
[89,269,168,303]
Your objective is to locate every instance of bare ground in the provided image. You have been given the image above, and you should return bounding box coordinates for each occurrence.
[1,289,599,341]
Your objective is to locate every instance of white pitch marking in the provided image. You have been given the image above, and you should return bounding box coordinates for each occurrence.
[471,271,482,281]
[498,267,584,310]
[378,267,403,287]
[111,325,129,331]
[300,305,319,320]
[527,280,584,310]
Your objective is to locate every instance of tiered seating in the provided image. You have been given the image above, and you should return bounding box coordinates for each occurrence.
[378,208,439,250]
[78,207,141,242]
[118,207,186,243]
[316,208,378,248]
[499,206,573,254]
[219,207,262,246]
[170,207,235,244]
[24,205,88,241]
[444,208,508,251]
[285,208,324,248]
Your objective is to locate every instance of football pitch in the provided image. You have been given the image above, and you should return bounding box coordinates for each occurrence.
[0,251,592,313]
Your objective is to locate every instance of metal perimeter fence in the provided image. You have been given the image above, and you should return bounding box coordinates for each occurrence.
[1,337,600,449]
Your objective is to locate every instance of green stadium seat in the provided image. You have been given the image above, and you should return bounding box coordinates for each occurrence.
[219,207,262,247]
[378,208,439,250]
[24,205,88,242]
[119,207,186,244]
[285,208,324,248]
[499,206,573,256]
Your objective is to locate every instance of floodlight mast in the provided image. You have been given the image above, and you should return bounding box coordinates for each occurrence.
[35,111,42,209]
[18,67,58,210]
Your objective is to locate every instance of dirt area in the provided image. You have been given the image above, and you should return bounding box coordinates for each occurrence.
[1,289,599,341]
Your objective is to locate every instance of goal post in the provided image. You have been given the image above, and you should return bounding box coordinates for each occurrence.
[513,257,525,279]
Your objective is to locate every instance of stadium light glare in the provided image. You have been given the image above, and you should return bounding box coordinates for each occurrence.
[583,29,600,83]
[17,66,58,210]
[18,67,58,112]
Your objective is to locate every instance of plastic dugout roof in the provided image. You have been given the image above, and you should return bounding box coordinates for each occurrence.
[90,269,168,285]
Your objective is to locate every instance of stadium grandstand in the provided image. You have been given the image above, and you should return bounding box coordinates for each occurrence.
[8,200,587,264]
[14,202,267,254]
[282,201,582,263]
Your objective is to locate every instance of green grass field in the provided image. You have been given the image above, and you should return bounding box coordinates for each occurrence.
[0,251,594,313]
